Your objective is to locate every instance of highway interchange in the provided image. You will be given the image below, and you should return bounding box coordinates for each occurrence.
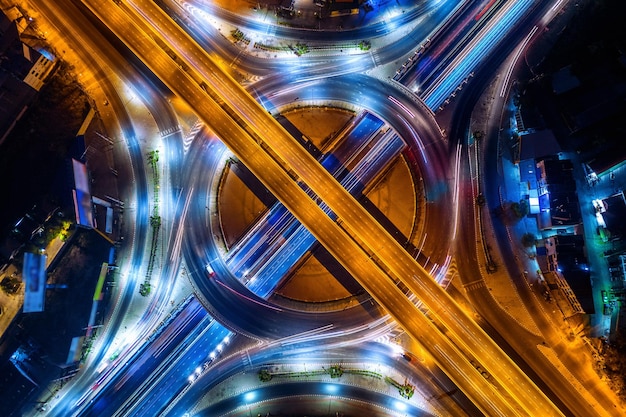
[22,0,623,416]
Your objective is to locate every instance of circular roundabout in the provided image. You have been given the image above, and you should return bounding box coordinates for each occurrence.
[183,74,453,341]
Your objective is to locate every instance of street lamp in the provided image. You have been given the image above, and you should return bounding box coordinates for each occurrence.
[244,391,256,416]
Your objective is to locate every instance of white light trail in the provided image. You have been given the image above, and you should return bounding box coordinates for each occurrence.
[387,95,415,119]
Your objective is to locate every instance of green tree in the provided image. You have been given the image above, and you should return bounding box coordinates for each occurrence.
[139,282,151,296]
[358,40,371,51]
[472,130,484,141]
[258,369,272,382]
[602,329,626,402]
[293,42,309,56]
[521,233,537,248]
[329,365,343,378]
[150,215,161,229]
[147,149,159,165]
[511,199,529,219]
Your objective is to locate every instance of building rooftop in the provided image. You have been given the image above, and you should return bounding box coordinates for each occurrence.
[552,234,594,314]
[602,192,626,240]
[536,159,581,229]
[518,130,561,162]
[551,65,581,95]
[586,144,626,177]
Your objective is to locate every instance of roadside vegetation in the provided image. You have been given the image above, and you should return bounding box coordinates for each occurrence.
[599,330,626,402]
[140,150,161,297]
[258,364,415,399]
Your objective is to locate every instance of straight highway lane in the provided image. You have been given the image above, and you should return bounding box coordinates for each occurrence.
[120,321,230,417]
[81,298,209,416]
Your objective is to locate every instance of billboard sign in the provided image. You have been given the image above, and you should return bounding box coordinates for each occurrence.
[72,159,94,228]
[23,252,47,313]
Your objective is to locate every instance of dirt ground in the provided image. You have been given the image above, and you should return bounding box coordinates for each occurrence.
[217,106,418,302]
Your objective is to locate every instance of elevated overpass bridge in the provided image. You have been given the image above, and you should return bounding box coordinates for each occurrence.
[78,0,579,415]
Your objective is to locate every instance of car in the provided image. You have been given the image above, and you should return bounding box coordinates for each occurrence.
[206,264,215,277]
